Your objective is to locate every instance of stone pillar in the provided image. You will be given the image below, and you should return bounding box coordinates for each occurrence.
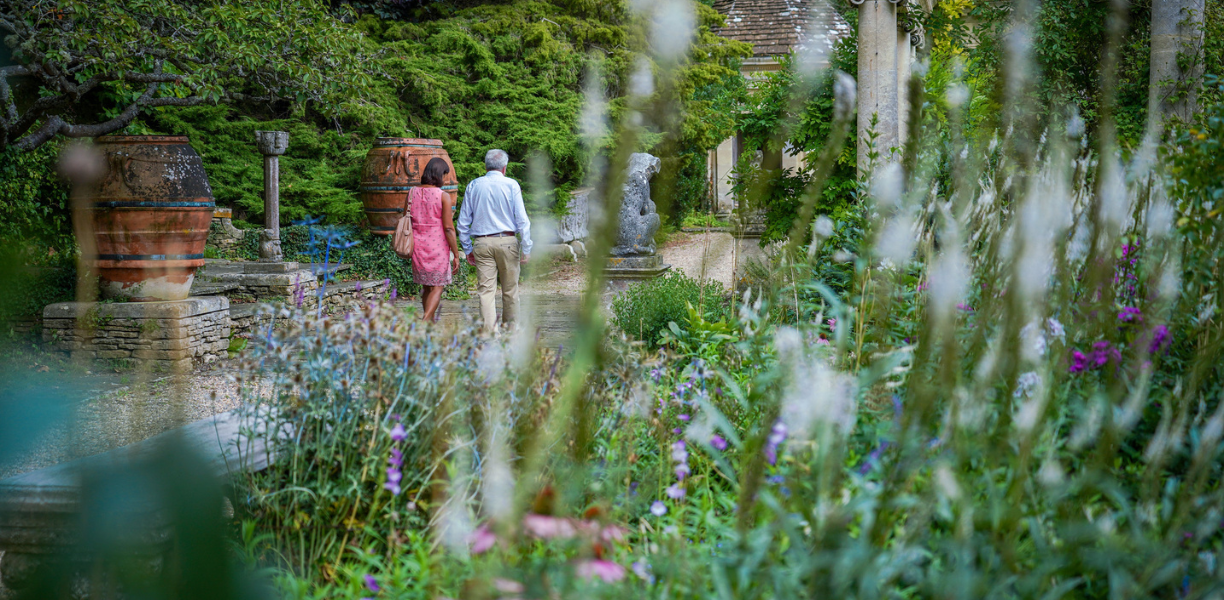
[854,0,901,174]
[254,131,289,262]
[1150,0,1205,126]
[896,25,913,148]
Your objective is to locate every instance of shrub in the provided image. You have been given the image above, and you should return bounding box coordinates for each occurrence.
[611,271,725,346]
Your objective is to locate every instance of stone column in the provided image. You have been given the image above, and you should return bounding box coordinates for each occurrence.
[896,25,913,148]
[254,131,289,262]
[853,0,901,175]
[1150,0,1205,126]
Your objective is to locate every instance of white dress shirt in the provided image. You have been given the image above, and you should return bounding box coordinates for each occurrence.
[457,170,533,256]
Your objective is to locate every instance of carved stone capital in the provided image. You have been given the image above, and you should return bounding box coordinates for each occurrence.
[255,130,290,156]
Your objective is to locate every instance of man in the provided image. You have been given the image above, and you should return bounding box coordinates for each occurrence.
[457,149,532,333]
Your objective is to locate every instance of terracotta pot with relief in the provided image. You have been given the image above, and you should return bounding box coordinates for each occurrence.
[87,135,214,301]
[359,138,458,235]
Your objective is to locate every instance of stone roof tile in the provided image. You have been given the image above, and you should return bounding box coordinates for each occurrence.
[711,0,852,59]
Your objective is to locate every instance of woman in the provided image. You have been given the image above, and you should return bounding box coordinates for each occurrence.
[409,157,462,321]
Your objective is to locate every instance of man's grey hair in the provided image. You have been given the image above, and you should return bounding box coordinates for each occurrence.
[484,149,509,171]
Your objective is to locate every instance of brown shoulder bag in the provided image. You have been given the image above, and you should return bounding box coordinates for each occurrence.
[392,188,415,259]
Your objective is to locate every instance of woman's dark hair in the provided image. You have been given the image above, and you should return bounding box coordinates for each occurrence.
[420,157,450,187]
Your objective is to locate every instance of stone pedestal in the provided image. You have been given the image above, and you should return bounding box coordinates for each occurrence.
[606,255,671,279]
[41,297,230,369]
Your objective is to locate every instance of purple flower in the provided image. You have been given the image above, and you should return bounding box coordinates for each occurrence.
[709,434,727,451]
[384,481,401,495]
[671,440,688,463]
[1089,341,1119,368]
[389,447,403,468]
[650,500,667,516]
[957,303,974,311]
[1148,325,1170,354]
[767,475,784,484]
[672,427,683,435]
[827,318,837,330]
[1118,306,1143,323]
[390,423,407,441]
[1069,350,1088,373]
[765,421,787,465]
[677,414,690,422]
[650,368,662,382]
[364,574,380,593]
[389,287,398,302]
[386,467,402,484]
[674,464,691,480]
[355,281,363,293]
[665,484,686,499]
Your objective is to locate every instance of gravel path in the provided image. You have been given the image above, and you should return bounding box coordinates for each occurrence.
[528,231,751,297]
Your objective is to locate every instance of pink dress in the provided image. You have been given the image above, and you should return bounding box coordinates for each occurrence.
[408,186,452,286]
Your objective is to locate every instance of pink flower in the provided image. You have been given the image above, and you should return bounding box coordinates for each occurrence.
[522,514,578,539]
[492,579,524,594]
[574,559,627,583]
[600,524,629,542]
[469,525,497,554]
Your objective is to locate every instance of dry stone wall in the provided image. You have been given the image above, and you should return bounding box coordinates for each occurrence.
[41,297,231,370]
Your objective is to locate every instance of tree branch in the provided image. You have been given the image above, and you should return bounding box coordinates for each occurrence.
[13,74,163,150]
[0,66,27,127]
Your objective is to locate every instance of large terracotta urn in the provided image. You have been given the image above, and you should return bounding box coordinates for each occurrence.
[88,136,214,301]
[359,138,458,235]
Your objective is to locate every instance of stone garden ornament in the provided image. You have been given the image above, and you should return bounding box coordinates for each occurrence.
[255,130,289,262]
[607,153,670,279]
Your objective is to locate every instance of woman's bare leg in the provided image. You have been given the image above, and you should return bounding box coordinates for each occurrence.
[420,286,431,318]
[423,285,444,322]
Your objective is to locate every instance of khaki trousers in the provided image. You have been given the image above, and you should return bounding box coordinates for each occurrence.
[472,235,520,332]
